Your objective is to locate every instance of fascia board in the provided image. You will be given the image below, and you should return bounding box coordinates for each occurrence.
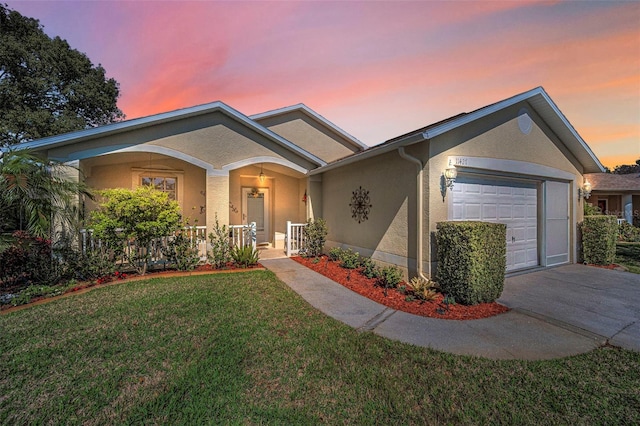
[309,132,425,175]
[7,101,326,167]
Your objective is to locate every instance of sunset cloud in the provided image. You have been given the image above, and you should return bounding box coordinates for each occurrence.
[6,0,639,169]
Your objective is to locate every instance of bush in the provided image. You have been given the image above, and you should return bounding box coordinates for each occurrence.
[361,257,380,279]
[0,231,60,290]
[90,186,182,275]
[584,202,602,216]
[163,228,201,271]
[208,215,232,269]
[231,245,260,268]
[376,265,403,295]
[328,247,342,261]
[436,221,506,305]
[581,215,618,265]
[618,221,640,243]
[339,248,361,269]
[302,218,328,258]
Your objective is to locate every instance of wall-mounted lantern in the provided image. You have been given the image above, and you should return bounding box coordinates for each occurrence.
[444,165,457,191]
[578,179,592,201]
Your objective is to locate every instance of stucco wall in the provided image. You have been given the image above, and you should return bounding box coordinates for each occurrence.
[426,106,583,273]
[82,153,206,224]
[228,166,306,243]
[48,112,318,172]
[321,149,417,272]
[257,111,360,163]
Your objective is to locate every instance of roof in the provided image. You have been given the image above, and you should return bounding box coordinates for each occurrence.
[251,103,368,151]
[311,87,606,175]
[585,173,640,192]
[7,101,327,167]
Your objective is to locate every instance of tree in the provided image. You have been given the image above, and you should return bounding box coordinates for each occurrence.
[90,186,182,275]
[0,4,124,147]
[0,149,91,245]
[612,159,640,175]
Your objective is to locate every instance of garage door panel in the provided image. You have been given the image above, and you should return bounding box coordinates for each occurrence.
[451,178,538,272]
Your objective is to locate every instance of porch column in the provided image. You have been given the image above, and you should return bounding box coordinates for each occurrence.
[206,171,230,235]
[623,194,633,224]
[306,174,322,220]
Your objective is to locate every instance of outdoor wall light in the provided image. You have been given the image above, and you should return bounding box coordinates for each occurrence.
[578,179,592,200]
[259,164,266,184]
[444,165,457,190]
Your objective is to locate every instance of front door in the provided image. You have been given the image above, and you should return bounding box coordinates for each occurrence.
[242,187,270,245]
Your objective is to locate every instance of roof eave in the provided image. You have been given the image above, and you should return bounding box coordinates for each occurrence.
[6,101,327,168]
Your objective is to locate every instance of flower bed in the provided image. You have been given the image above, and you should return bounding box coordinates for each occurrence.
[1,263,264,312]
[292,256,508,320]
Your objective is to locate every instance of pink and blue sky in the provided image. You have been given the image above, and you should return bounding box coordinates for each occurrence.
[7,0,640,168]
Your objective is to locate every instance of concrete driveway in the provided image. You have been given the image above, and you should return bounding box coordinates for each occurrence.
[499,264,640,352]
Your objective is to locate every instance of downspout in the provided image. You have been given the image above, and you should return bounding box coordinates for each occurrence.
[397,147,428,281]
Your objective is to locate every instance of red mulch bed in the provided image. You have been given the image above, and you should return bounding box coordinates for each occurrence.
[292,256,509,320]
[1,263,264,313]
[586,263,620,270]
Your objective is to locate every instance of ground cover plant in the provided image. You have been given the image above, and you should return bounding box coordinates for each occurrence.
[1,272,638,425]
[616,242,640,274]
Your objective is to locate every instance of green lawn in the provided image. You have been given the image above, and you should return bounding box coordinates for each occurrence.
[1,271,639,425]
[617,242,640,274]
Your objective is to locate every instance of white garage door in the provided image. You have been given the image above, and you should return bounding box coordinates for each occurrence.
[450,177,538,272]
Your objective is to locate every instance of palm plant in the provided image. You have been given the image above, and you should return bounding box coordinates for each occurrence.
[0,149,91,249]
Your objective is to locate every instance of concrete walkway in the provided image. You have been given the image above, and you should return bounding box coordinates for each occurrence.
[261,258,640,360]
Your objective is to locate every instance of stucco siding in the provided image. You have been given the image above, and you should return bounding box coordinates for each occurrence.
[228,166,306,243]
[82,153,207,224]
[321,150,416,269]
[258,111,359,163]
[47,112,318,172]
[426,108,583,273]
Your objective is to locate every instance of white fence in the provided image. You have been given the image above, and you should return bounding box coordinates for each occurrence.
[285,221,307,257]
[79,223,256,266]
[230,222,257,249]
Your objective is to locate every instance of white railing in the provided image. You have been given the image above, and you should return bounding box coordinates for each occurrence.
[285,221,307,257]
[79,226,209,265]
[229,222,257,249]
[617,218,625,225]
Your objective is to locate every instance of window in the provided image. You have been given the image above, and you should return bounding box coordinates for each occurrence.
[141,176,177,200]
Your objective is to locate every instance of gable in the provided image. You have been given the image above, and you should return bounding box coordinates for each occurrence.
[252,105,366,163]
[14,101,325,173]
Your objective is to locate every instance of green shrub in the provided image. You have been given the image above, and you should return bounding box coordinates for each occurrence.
[584,202,602,216]
[90,186,182,275]
[163,226,201,271]
[581,215,618,265]
[376,265,403,294]
[618,221,640,243]
[328,247,342,261]
[435,221,506,305]
[361,257,380,279]
[231,245,260,268]
[208,215,232,269]
[302,218,328,258]
[0,231,61,291]
[339,248,361,269]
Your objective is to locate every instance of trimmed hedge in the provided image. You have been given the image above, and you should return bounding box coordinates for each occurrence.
[436,221,506,305]
[581,215,618,265]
